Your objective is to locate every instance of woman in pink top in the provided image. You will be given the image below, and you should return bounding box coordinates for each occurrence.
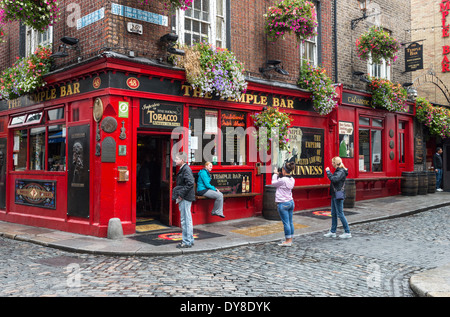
[272,162,296,246]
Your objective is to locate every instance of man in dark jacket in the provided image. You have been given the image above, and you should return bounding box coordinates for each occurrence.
[173,152,195,248]
[433,147,443,191]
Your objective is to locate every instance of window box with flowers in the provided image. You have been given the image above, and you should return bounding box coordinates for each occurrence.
[264,0,318,42]
[367,77,408,113]
[0,0,61,31]
[139,0,192,11]
[297,62,338,115]
[172,42,247,100]
[356,26,400,64]
[0,45,52,100]
[416,97,450,139]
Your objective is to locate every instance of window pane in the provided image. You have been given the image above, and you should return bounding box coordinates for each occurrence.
[47,108,64,121]
[30,127,46,170]
[13,130,28,171]
[359,129,370,172]
[189,108,218,166]
[10,115,26,126]
[399,133,405,164]
[25,112,42,124]
[48,125,66,171]
[371,130,382,172]
[372,119,383,127]
[359,117,370,126]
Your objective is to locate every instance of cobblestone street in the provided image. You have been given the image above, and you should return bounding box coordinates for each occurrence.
[1,207,449,297]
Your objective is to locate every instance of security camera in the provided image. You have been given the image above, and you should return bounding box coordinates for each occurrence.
[160,33,179,43]
[61,36,79,46]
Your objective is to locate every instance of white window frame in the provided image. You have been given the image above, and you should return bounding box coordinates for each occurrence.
[300,36,318,66]
[25,26,53,57]
[367,56,391,80]
[172,0,227,48]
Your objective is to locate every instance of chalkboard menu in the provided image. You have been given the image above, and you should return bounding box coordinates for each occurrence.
[221,110,246,165]
[194,172,252,194]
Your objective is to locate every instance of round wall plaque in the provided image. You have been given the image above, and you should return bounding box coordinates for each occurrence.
[93,98,104,122]
[389,129,394,138]
[389,140,395,149]
[390,151,395,160]
[101,116,118,133]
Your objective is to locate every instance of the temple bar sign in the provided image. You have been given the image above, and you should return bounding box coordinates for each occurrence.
[405,42,423,72]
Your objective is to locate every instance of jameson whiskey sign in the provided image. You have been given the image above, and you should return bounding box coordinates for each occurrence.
[277,127,324,178]
[140,99,183,129]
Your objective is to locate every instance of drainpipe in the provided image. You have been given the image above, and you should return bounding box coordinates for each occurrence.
[334,0,338,83]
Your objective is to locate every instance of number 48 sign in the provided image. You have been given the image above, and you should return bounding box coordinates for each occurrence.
[118,101,129,118]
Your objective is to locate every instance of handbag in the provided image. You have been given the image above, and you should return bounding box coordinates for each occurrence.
[332,182,345,200]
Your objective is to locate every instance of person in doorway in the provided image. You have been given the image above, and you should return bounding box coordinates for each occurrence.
[433,147,443,192]
[197,162,225,218]
[324,156,351,239]
[173,152,195,248]
[272,162,296,247]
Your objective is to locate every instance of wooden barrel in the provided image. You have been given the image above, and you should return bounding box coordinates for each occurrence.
[262,185,280,220]
[344,178,356,208]
[401,172,418,196]
[428,171,436,194]
[417,171,428,195]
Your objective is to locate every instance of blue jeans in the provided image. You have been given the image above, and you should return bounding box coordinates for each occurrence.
[330,197,350,234]
[277,200,295,239]
[179,199,194,246]
[436,169,443,189]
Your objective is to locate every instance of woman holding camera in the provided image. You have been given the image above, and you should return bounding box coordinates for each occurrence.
[324,156,351,239]
[272,162,296,246]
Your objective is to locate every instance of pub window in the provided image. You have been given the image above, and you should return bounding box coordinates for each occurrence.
[11,107,66,172]
[398,121,406,165]
[188,107,247,166]
[359,116,383,172]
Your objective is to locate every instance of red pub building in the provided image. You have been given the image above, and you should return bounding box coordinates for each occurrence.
[0,0,416,237]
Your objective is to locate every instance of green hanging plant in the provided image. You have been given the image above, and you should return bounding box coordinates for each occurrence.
[251,106,293,152]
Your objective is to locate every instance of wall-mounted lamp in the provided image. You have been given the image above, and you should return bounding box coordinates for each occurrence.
[403,82,418,100]
[351,0,372,30]
[259,60,289,79]
[51,36,80,58]
[352,71,370,83]
[160,33,185,56]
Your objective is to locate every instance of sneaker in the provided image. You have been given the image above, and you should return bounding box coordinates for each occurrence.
[323,231,336,238]
[277,242,292,247]
[176,243,192,248]
[437,188,444,192]
[339,233,352,239]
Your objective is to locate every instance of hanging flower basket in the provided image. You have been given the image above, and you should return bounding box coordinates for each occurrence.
[416,97,450,138]
[367,77,408,113]
[297,62,338,115]
[0,45,52,100]
[172,42,247,100]
[264,0,318,42]
[140,0,193,11]
[251,107,293,152]
[356,26,400,64]
[0,0,61,31]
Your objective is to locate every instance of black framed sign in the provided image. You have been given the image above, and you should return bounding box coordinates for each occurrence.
[15,179,56,209]
[140,99,183,129]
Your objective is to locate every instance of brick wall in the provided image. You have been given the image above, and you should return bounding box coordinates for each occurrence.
[411,0,450,105]
[336,0,412,91]
[0,0,334,87]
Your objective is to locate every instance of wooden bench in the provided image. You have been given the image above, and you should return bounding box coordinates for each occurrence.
[292,184,329,199]
[354,176,403,190]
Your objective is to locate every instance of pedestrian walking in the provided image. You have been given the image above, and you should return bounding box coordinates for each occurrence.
[197,161,225,218]
[173,152,195,248]
[272,162,296,247]
[433,147,443,191]
[324,156,351,239]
